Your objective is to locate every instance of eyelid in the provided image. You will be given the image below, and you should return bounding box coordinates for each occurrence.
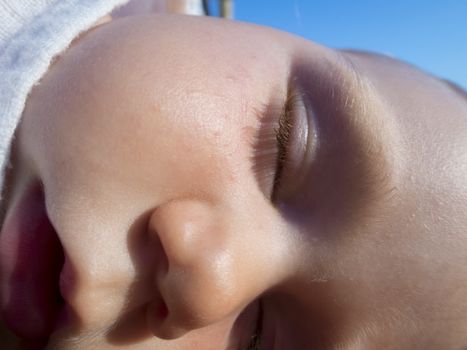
[272,84,311,201]
[249,83,312,200]
[272,89,295,192]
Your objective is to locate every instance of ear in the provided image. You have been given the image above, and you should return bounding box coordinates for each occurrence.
[144,198,289,339]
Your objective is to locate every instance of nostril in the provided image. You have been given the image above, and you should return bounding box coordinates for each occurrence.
[146,296,178,339]
[156,300,169,320]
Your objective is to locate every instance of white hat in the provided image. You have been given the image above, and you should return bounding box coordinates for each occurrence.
[0,0,129,202]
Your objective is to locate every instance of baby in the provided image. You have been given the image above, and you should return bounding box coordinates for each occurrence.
[1,1,467,349]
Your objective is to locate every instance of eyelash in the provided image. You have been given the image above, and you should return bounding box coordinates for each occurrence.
[245,300,264,350]
[243,91,299,349]
[271,88,297,198]
[250,85,301,200]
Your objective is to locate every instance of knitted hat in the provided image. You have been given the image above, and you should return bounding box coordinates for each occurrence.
[0,0,129,202]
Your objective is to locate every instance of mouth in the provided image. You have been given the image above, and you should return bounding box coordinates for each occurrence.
[0,182,67,345]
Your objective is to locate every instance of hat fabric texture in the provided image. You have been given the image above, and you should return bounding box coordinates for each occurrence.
[0,0,129,203]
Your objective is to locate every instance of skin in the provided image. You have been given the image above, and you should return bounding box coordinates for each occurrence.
[1,13,467,350]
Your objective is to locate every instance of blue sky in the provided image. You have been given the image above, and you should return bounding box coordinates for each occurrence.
[221,0,467,89]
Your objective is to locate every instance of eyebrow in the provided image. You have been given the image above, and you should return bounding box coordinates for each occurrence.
[343,49,467,102]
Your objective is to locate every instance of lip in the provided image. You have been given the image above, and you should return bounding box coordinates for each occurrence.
[0,182,68,343]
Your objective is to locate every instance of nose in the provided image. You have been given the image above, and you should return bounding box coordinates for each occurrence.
[144,198,291,339]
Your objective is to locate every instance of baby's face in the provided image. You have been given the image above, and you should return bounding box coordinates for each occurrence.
[1,14,467,349]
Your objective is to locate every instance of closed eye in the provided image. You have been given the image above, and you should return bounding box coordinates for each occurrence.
[272,86,302,200]
[249,82,309,201]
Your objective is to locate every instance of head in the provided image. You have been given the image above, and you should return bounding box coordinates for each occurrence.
[1,13,467,349]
